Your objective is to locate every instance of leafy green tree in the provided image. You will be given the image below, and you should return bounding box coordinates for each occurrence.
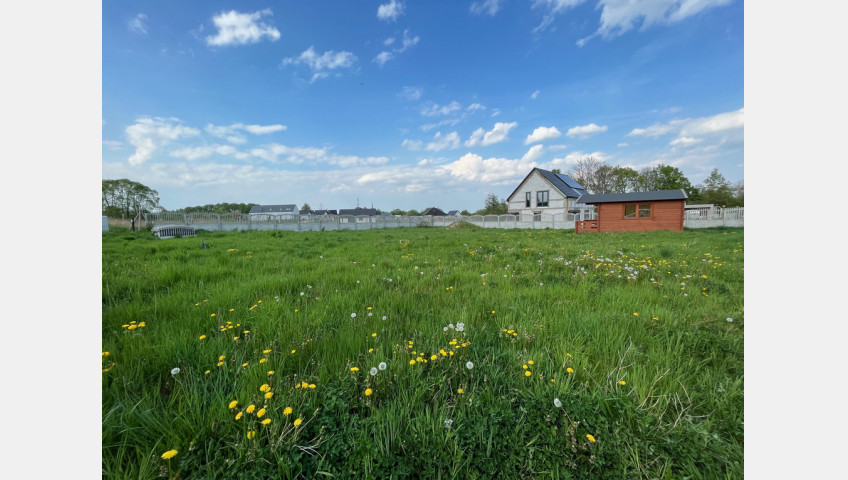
[637,165,699,198]
[460,210,471,216]
[480,193,508,215]
[390,208,406,216]
[699,168,738,207]
[406,209,421,216]
[102,179,162,218]
[301,203,312,211]
[177,203,256,214]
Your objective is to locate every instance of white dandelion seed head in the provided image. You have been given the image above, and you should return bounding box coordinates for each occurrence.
[382,316,387,320]
[379,362,387,370]
[357,280,360,284]
[554,398,562,408]
[448,323,455,329]
[443,418,453,429]
[300,292,305,296]
[351,313,356,318]
[456,325,464,332]
[466,361,474,370]
[171,367,180,375]
[444,327,448,332]
[726,317,733,322]
[370,367,378,376]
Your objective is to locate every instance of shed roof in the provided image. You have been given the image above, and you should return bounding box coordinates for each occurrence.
[576,189,688,204]
[423,207,448,216]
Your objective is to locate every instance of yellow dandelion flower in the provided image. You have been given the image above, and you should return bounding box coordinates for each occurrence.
[211,313,216,317]
[247,431,256,439]
[525,371,532,377]
[235,411,243,420]
[368,348,374,353]
[283,407,293,415]
[365,388,373,396]
[633,312,638,316]
[216,361,224,367]
[204,370,210,375]
[260,384,270,392]
[567,368,574,374]
[265,392,273,399]
[586,434,596,443]
[261,418,271,425]
[128,325,138,330]
[350,367,359,372]
[293,418,302,427]
[138,322,146,327]
[372,333,377,337]
[257,408,266,418]
[242,362,249,367]
[229,308,234,312]
[260,358,267,364]
[263,349,272,354]
[268,370,275,375]
[199,335,206,340]
[528,360,534,365]
[228,400,238,409]
[308,384,316,389]
[523,364,528,370]
[102,352,110,357]
[566,353,572,358]
[246,405,256,414]
[409,359,416,365]
[430,355,437,361]
[449,351,454,356]
[291,350,296,354]
[161,449,178,460]
[219,355,226,361]
[619,380,626,385]
[301,381,309,388]
[457,388,464,394]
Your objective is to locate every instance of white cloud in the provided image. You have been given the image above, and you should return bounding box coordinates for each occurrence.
[103,140,123,150]
[531,0,587,33]
[205,123,286,143]
[522,144,545,163]
[669,136,701,147]
[627,108,743,141]
[374,51,394,67]
[617,142,629,147]
[421,118,460,132]
[530,90,540,100]
[578,0,734,45]
[440,152,538,184]
[170,144,242,161]
[374,29,420,67]
[401,139,424,151]
[426,131,461,151]
[377,0,405,22]
[525,126,562,144]
[627,122,681,138]
[547,144,568,151]
[126,117,200,166]
[205,9,280,46]
[421,101,462,117]
[128,14,148,35]
[465,128,485,147]
[547,150,610,171]
[399,86,422,100]
[566,123,608,139]
[470,0,505,16]
[478,122,518,146]
[282,47,357,82]
[249,143,387,167]
[466,103,486,113]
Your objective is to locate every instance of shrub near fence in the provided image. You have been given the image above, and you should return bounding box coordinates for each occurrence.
[141,209,742,233]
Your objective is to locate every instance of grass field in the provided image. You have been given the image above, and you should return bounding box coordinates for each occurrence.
[102,224,743,479]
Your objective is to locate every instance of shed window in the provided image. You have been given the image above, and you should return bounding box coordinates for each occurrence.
[537,191,549,207]
[525,192,531,208]
[625,203,652,219]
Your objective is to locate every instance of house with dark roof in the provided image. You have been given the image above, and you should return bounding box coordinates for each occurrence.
[575,189,688,233]
[299,209,338,216]
[447,210,461,217]
[507,168,588,218]
[422,207,448,216]
[338,207,381,216]
[249,204,298,219]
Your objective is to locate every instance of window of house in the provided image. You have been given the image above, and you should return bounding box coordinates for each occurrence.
[525,192,531,208]
[624,203,652,219]
[536,190,549,207]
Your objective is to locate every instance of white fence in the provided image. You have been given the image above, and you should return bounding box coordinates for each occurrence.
[143,208,741,232]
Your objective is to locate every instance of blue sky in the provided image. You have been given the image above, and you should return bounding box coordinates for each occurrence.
[102,0,744,211]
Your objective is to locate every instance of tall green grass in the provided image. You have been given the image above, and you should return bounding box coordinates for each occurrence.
[103,226,743,479]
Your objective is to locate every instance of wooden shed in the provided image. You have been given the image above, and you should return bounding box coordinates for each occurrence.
[574,189,688,233]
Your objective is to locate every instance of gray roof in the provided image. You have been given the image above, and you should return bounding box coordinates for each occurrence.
[423,207,448,216]
[577,189,688,204]
[249,204,298,214]
[339,207,380,216]
[508,168,587,201]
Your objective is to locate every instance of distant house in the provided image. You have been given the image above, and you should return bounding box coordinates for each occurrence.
[338,207,380,216]
[447,210,461,217]
[423,207,448,216]
[575,189,688,233]
[507,168,589,218]
[249,204,298,219]
[300,209,338,216]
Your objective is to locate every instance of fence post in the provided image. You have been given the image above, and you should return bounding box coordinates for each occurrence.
[247,215,251,232]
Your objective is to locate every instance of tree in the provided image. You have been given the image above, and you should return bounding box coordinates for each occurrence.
[699,168,737,207]
[102,179,162,218]
[610,166,639,193]
[301,203,312,211]
[569,155,603,193]
[460,209,471,216]
[637,164,699,198]
[479,193,508,215]
[390,208,406,216]
[406,209,421,216]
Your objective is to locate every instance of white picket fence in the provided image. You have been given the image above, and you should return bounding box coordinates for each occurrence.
[143,208,742,233]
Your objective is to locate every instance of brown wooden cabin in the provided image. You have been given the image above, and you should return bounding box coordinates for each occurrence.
[574,189,688,233]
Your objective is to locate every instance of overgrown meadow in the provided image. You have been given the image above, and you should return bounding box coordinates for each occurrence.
[102,224,743,479]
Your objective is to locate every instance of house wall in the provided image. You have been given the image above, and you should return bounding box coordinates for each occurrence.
[507,171,571,216]
[597,200,684,232]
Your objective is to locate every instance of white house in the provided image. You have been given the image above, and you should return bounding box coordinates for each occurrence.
[248,204,298,220]
[507,168,590,218]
